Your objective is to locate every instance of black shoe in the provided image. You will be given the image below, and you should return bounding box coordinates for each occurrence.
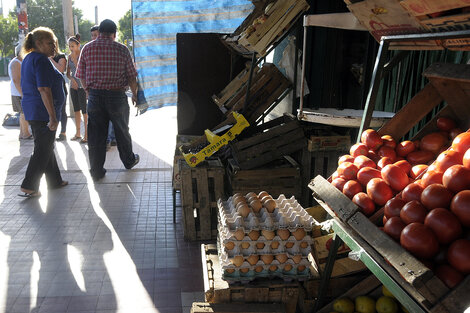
[110,140,117,146]
[91,169,107,181]
[56,134,66,141]
[125,154,139,169]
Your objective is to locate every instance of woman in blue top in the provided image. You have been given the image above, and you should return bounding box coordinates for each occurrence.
[19,27,68,197]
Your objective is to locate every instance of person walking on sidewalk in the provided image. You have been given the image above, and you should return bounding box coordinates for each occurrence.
[19,27,68,197]
[8,46,32,140]
[49,39,68,141]
[76,19,139,181]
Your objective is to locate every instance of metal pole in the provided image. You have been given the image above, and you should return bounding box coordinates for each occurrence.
[95,6,98,24]
[16,0,28,44]
[298,16,307,119]
[74,15,78,35]
[62,0,74,43]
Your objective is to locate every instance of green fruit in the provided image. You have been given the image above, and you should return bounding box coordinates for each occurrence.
[355,296,376,313]
[376,296,398,313]
[333,297,355,313]
[382,285,394,298]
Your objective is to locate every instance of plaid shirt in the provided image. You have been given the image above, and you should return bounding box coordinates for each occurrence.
[76,35,137,90]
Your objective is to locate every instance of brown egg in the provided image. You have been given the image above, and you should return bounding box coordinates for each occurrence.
[250,199,263,213]
[283,264,293,272]
[258,191,270,199]
[264,199,276,213]
[232,195,246,206]
[277,229,290,240]
[240,267,250,273]
[300,241,309,249]
[255,265,264,273]
[232,255,244,267]
[248,230,260,241]
[269,265,278,272]
[261,254,274,264]
[237,203,251,218]
[241,242,250,249]
[292,255,302,264]
[233,193,243,198]
[256,242,265,249]
[298,265,306,272]
[247,254,259,265]
[247,196,258,204]
[246,192,257,199]
[260,195,273,204]
[225,241,235,250]
[261,230,275,240]
[225,268,235,274]
[292,228,306,240]
[275,253,288,264]
[285,242,294,249]
[234,228,245,241]
[270,241,280,249]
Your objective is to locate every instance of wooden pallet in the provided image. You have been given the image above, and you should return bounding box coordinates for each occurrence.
[180,159,225,241]
[174,135,199,191]
[226,156,301,199]
[202,244,299,313]
[308,63,470,311]
[191,302,286,313]
[212,63,291,126]
[231,114,307,170]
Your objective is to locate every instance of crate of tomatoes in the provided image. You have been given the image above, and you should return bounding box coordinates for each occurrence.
[309,63,470,311]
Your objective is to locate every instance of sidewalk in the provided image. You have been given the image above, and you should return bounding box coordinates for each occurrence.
[0,104,205,313]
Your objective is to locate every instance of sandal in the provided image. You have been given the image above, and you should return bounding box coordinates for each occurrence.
[80,139,88,144]
[18,191,41,198]
[71,135,82,141]
[49,180,69,190]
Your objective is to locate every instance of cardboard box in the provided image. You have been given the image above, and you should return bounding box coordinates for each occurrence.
[400,0,470,16]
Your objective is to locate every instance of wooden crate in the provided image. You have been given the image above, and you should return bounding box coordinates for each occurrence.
[180,159,225,241]
[202,244,299,313]
[309,63,470,311]
[230,114,307,170]
[233,0,309,56]
[191,302,286,313]
[226,156,301,199]
[174,135,199,191]
[212,63,291,126]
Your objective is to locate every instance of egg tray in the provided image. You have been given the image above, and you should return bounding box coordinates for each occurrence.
[220,258,311,283]
[218,194,316,233]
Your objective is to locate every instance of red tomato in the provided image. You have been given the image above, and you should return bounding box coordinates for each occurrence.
[447,239,470,274]
[337,162,359,180]
[357,167,382,186]
[367,150,381,163]
[434,150,463,173]
[331,177,347,191]
[352,192,376,216]
[331,171,339,180]
[366,178,394,206]
[410,164,428,179]
[425,208,462,244]
[400,200,427,224]
[449,128,463,140]
[421,184,453,211]
[350,143,368,158]
[338,154,354,166]
[354,155,376,169]
[383,215,388,225]
[420,132,448,155]
[381,135,397,149]
[394,160,411,175]
[407,150,435,165]
[378,146,397,161]
[402,182,424,203]
[452,132,470,154]
[436,117,457,132]
[463,148,470,169]
[361,129,383,150]
[421,170,443,187]
[342,180,363,199]
[450,190,470,227]
[413,139,420,150]
[435,264,464,289]
[377,157,393,170]
[396,141,416,157]
[384,198,406,218]
[443,165,470,193]
[384,216,406,241]
[381,164,409,191]
[400,223,439,259]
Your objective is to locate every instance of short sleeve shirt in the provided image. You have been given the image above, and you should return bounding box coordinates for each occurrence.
[21,51,65,121]
[76,35,137,90]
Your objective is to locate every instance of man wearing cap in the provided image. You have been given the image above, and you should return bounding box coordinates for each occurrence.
[76,19,139,181]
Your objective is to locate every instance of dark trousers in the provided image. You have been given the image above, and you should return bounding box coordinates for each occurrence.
[87,89,136,178]
[59,101,67,134]
[21,121,63,191]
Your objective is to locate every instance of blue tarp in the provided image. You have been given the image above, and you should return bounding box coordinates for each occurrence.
[132,0,253,111]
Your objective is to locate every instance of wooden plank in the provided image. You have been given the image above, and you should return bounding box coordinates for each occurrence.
[427,78,470,119]
[423,63,470,83]
[309,175,359,221]
[181,164,197,241]
[430,276,470,313]
[377,83,443,140]
[304,12,367,30]
[198,168,212,241]
[191,302,286,313]
[318,257,367,278]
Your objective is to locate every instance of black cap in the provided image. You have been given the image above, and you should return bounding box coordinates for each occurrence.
[99,19,117,34]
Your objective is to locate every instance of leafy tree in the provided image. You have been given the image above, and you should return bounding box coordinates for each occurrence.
[118,9,132,50]
[0,14,18,58]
